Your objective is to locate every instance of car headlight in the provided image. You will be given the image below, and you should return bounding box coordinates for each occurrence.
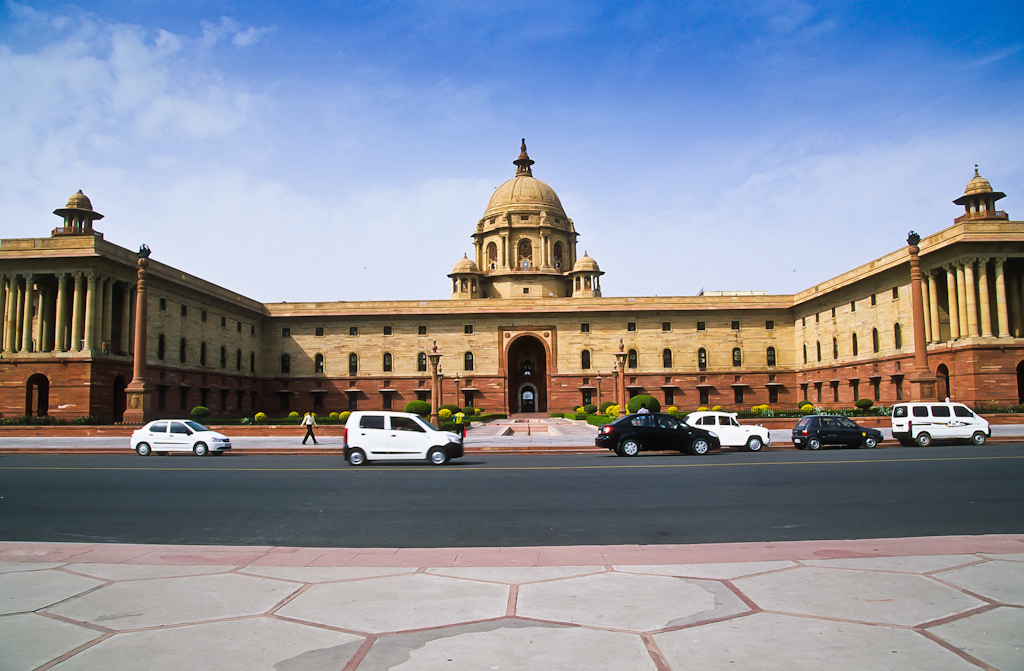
[708,431,718,438]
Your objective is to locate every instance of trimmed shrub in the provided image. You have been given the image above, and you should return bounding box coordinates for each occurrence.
[799,400,813,409]
[564,412,577,420]
[404,400,431,417]
[697,406,708,412]
[599,401,614,413]
[855,398,874,411]
[439,404,461,415]
[474,408,482,415]
[190,406,210,421]
[605,404,620,417]
[329,412,340,420]
[461,406,475,416]
[627,395,661,414]
[711,405,722,411]
[254,412,267,424]
[587,414,615,426]
[438,408,453,420]
[339,411,351,424]
[800,404,817,415]
[583,404,597,414]
[666,406,678,414]
[288,411,300,419]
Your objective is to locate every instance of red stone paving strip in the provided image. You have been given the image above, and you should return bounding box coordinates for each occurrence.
[2,534,1021,567]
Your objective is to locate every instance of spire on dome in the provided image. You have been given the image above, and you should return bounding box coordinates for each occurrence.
[513,138,535,176]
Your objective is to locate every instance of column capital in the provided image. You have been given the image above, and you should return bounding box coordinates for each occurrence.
[994,256,1007,265]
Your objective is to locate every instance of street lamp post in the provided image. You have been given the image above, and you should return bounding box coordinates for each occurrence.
[614,338,628,416]
[427,340,443,423]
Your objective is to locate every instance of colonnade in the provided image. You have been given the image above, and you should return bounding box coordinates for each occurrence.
[0,271,134,355]
[923,257,1023,343]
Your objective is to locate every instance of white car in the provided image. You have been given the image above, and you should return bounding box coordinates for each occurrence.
[343,411,464,465]
[891,402,990,447]
[130,420,232,456]
[683,411,771,451]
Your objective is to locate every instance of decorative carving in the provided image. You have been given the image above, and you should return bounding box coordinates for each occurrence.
[138,244,151,259]
[907,231,920,247]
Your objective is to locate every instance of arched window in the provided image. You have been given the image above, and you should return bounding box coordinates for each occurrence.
[803,343,807,364]
[581,350,591,370]
[517,238,533,269]
[698,348,708,371]
[872,328,880,353]
[314,353,324,373]
[220,345,226,368]
[575,276,581,290]
[486,242,497,269]
[200,342,207,366]
[852,332,859,356]
[662,348,672,368]
[280,353,290,374]
[349,353,358,376]
[179,338,187,363]
[464,351,474,371]
[553,242,564,270]
[894,323,903,349]
[627,349,638,369]
[732,347,742,367]
[417,351,427,372]
[767,347,776,367]
[816,341,821,362]
[236,348,242,371]
[383,352,392,372]
[832,337,838,359]
[157,334,165,360]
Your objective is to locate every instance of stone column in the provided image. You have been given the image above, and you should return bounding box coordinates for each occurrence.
[928,270,941,343]
[14,280,24,351]
[977,258,992,337]
[946,265,960,340]
[120,283,132,355]
[921,276,932,343]
[427,340,442,422]
[37,285,51,352]
[101,277,114,352]
[1019,271,1024,337]
[906,233,936,400]
[83,272,98,351]
[956,263,968,338]
[54,273,68,351]
[124,251,153,423]
[963,260,979,337]
[71,273,84,351]
[614,338,628,416]
[0,275,10,353]
[21,274,35,352]
[994,257,1009,338]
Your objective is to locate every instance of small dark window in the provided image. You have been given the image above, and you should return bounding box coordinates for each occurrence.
[315,327,325,337]
[359,415,385,429]
[815,313,820,323]
[851,301,856,312]
[464,351,474,371]
[852,332,859,356]
[383,326,392,336]
[181,305,187,317]
[910,405,927,417]
[803,343,807,364]
[833,337,838,359]
[581,323,590,333]
[699,388,710,405]
[349,326,358,336]
[894,323,903,349]
[250,325,255,335]
[219,345,226,368]
[816,341,821,362]
[734,387,744,404]
[696,321,706,331]
[237,321,242,332]
[769,387,779,404]
[698,348,708,371]
[201,310,207,323]
[627,322,636,332]
[315,353,324,373]
[236,349,241,371]
[627,349,638,368]
[159,298,166,311]
[281,328,290,337]
[896,378,903,400]
[766,320,774,330]
[157,334,165,360]
[872,328,880,353]
[464,324,474,334]
[662,349,672,368]
[954,405,974,418]
[892,286,899,299]
[871,294,877,306]
[731,320,740,330]
[220,315,226,327]
[802,317,806,327]
[179,338,187,363]
[383,352,392,372]
[349,353,358,376]
[250,352,255,372]
[767,347,776,367]
[662,322,671,332]
[418,325,427,335]
[831,308,836,319]
[581,350,591,369]
[280,353,290,373]
[931,405,951,417]
[732,348,742,367]
[417,352,427,372]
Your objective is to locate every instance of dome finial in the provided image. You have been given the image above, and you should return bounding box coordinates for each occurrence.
[514,138,534,177]
[975,164,980,177]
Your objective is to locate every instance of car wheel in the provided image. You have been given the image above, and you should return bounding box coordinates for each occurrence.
[348,448,367,466]
[807,437,822,451]
[746,436,763,452]
[971,431,987,446]
[135,442,151,456]
[193,442,209,457]
[794,443,806,450]
[863,436,878,449]
[428,448,448,465]
[619,439,641,457]
[899,439,915,447]
[691,438,710,455]
[916,432,931,447]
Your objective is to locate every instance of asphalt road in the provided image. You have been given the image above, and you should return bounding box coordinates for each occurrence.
[1,445,1023,548]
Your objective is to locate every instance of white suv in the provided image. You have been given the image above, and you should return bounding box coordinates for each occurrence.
[343,411,464,466]
[684,411,771,451]
[891,402,990,447]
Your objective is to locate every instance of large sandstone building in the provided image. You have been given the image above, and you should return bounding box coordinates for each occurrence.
[1,142,1022,421]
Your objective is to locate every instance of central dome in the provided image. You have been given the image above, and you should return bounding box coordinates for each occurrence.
[482,140,566,218]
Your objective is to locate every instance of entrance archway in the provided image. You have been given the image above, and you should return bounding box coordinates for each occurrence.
[506,334,547,414]
[25,374,49,417]
[936,364,951,401]
[113,375,127,423]
[1017,361,1024,404]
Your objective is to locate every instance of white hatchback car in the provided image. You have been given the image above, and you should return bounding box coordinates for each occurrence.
[684,411,771,451]
[130,420,232,456]
[343,411,464,465]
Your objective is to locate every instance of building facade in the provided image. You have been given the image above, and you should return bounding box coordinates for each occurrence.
[1,147,1022,421]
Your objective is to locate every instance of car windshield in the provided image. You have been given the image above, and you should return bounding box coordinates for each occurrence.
[184,421,208,432]
[415,417,440,431]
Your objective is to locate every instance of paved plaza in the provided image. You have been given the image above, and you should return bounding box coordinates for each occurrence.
[1,535,1022,670]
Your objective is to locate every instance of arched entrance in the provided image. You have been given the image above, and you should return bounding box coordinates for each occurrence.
[936,364,951,401]
[1017,361,1024,404]
[113,375,127,423]
[25,374,49,417]
[506,334,547,414]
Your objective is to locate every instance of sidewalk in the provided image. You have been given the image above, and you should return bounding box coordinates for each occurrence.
[1,535,1022,670]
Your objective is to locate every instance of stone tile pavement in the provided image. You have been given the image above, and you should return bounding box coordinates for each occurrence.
[1,535,1022,670]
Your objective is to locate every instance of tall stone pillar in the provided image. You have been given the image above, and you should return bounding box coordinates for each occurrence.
[71,272,84,351]
[906,233,937,401]
[956,263,968,338]
[21,274,35,353]
[1009,269,1022,338]
[977,258,992,337]
[38,285,52,352]
[963,260,979,337]
[83,272,98,351]
[928,270,941,343]
[54,273,68,352]
[427,340,442,422]
[1019,272,1024,337]
[120,283,132,355]
[614,338,628,416]
[994,257,1009,338]
[101,277,114,351]
[0,276,9,353]
[5,275,19,352]
[921,276,932,343]
[123,248,153,423]
[946,265,960,340]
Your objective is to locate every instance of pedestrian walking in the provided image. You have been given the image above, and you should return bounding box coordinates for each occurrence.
[301,412,318,445]
[454,410,467,438]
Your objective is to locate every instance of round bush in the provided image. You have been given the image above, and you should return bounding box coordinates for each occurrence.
[697,406,708,412]
[855,398,874,411]
[403,400,431,417]
[474,408,482,415]
[711,405,722,411]
[329,412,340,420]
[461,406,475,416]
[627,395,661,414]
[190,406,210,421]
[439,404,461,415]
[438,408,453,420]
[599,401,614,413]
[800,404,817,415]
[583,404,597,414]
[799,400,813,409]
[605,404,619,417]
[288,411,300,419]
[254,412,267,423]
[666,406,678,414]
[339,411,351,423]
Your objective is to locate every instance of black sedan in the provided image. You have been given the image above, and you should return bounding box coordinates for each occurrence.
[792,415,883,450]
[595,412,721,456]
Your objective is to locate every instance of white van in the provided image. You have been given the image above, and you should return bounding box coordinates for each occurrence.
[891,402,990,447]
[343,411,464,465]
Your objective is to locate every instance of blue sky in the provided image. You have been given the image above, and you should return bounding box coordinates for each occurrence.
[1,1,1021,302]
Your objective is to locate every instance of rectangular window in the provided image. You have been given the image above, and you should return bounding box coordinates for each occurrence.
[833,382,839,402]
[895,378,904,400]
[523,288,529,294]
[851,301,856,312]
[181,305,187,317]
[816,384,823,403]
[815,313,820,323]
[581,323,590,333]
[383,326,392,336]
[765,320,774,330]
[664,389,674,406]
[349,326,358,336]
[627,322,636,332]
[382,393,392,410]
[237,321,242,332]
[699,388,710,405]
[281,328,290,337]
[348,394,358,411]
[662,322,671,332]
[696,321,706,331]
[221,316,226,328]
[731,320,740,330]
[734,387,743,404]
[313,393,324,411]
[831,308,836,319]
[201,310,207,323]
[801,317,806,327]
[871,294,877,306]
[873,380,881,402]
[315,327,325,337]
[464,324,474,334]
[418,325,427,335]
[892,286,899,299]
[768,387,779,404]
[250,325,255,336]
[159,298,167,311]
